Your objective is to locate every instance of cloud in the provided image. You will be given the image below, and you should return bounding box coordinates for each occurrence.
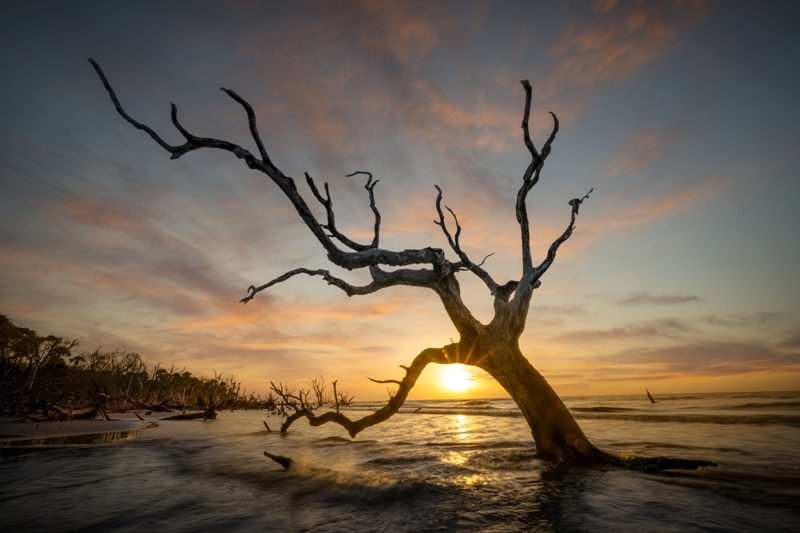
[588,340,800,381]
[530,304,590,315]
[774,332,800,351]
[618,292,702,306]
[555,318,692,343]
[705,312,794,329]
[548,1,709,90]
[600,127,682,179]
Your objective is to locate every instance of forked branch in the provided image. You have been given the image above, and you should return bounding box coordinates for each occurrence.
[90,59,453,277]
[517,79,560,273]
[347,171,381,249]
[240,266,441,304]
[533,187,593,282]
[433,185,500,297]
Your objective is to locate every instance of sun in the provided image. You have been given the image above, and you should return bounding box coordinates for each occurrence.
[440,365,475,393]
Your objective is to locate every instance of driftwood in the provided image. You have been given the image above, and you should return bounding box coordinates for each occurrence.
[161,411,205,421]
[646,389,659,404]
[264,451,294,469]
[50,405,100,420]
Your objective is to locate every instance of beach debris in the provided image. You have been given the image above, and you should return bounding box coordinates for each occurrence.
[646,389,659,404]
[263,421,272,432]
[161,411,205,421]
[134,412,145,421]
[264,451,293,469]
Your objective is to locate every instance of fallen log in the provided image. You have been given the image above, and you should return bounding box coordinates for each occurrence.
[50,405,99,420]
[161,411,205,420]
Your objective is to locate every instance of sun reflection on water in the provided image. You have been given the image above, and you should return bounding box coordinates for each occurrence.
[455,414,469,441]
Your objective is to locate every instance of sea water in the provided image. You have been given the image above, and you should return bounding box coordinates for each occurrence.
[1,391,799,532]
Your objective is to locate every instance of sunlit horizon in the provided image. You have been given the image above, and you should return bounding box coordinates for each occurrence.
[1,2,799,402]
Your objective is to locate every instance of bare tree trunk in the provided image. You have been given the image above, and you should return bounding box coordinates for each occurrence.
[475,341,614,464]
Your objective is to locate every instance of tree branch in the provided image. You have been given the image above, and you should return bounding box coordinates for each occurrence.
[241,265,441,304]
[433,186,501,297]
[516,80,560,275]
[219,87,271,165]
[89,58,182,155]
[90,59,453,275]
[305,172,369,251]
[366,377,402,385]
[519,80,540,162]
[280,345,456,437]
[346,171,381,249]
[533,187,593,282]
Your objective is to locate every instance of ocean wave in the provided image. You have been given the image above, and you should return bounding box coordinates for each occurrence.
[573,413,800,426]
[570,407,639,413]
[345,407,521,418]
[721,401,800,410]
[365,455,436,465]
[424,440,528,450]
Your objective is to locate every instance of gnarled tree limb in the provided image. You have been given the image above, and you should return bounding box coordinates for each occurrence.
[533,187,593,283]
[346,171,381,249]
[516,80,559,275]
[90,59,453,275]
[279,345,456,437]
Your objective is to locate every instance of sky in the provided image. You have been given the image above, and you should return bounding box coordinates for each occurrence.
[1,0,799,400]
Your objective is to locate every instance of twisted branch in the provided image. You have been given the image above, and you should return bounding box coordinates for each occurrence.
[280,345,455,437]
[240,265,441,304]
[305,173,369,251]
[347,171,381,248]
[533,188,593,282]
[90,59,453,274]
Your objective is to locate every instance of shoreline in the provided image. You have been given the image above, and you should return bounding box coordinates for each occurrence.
[0,412,205,449]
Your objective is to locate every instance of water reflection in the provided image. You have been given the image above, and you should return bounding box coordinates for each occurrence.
[2,394,799,533]
[455,414,469,441]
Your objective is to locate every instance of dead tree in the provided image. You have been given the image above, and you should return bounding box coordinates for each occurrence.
[90,59,715,469]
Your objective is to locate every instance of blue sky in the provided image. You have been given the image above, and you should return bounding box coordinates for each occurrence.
[1,0,798,399]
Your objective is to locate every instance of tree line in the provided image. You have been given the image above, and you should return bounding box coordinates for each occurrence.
[0,315,276,421]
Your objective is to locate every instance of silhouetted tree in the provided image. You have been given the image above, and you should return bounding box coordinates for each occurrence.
[90,60,715,471]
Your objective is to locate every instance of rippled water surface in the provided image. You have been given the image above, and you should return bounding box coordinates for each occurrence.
[2,391,799,532]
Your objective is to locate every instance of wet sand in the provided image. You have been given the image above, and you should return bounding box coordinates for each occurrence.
[0,412,203,446]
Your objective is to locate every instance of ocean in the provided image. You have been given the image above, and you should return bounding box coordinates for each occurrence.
[1,391,799,532]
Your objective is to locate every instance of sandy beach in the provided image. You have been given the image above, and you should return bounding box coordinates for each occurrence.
[0,412,203,447]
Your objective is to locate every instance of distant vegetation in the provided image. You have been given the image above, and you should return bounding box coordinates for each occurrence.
[0,315,275,421]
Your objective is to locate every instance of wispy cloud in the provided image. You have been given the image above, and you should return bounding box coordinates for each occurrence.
[588,340,800,382]
[555,318,692,343]
[705,312,794,329]
[618,292,702,306]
